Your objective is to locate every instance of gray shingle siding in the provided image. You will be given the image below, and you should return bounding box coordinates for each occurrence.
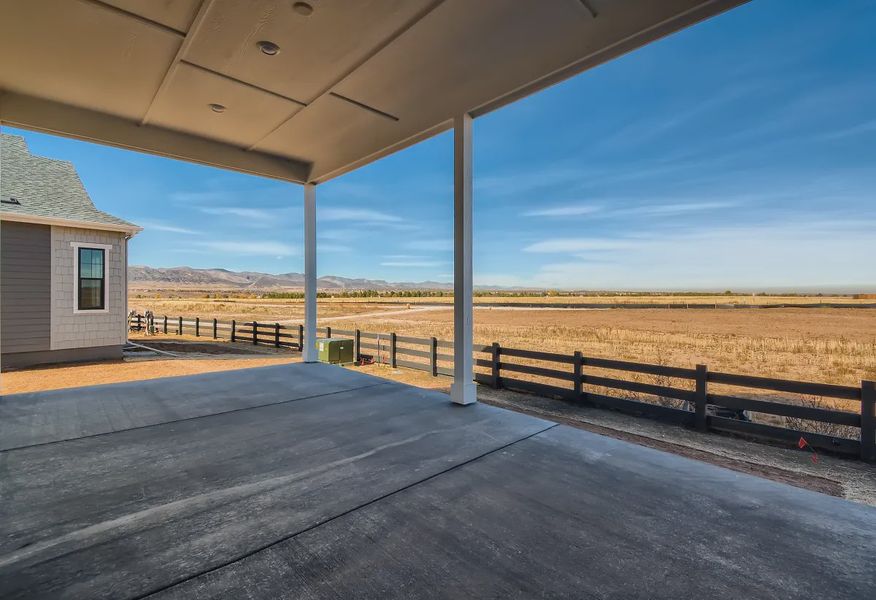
[0,133,139,231]
[51,227,127,350]
[1,221,52,353]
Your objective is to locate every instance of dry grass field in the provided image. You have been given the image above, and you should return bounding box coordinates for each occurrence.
[129,290,876,306]
[4,292,873,474]
[130,295,876,387]
[123,293,876,439]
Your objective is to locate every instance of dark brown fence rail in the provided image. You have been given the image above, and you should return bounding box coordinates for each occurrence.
[130,313,304,350]
[131,313,875,461]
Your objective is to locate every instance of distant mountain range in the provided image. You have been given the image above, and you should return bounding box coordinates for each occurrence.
[129,265,455,291]
[129,265,875,295]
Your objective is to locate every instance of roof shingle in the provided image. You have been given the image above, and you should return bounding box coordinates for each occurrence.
[0,133,140,233]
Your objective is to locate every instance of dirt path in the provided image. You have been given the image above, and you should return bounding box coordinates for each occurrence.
[271,305,443,326]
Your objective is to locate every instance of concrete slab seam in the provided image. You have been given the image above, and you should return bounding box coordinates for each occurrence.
[135,423,560,600]
[0,382,391,454]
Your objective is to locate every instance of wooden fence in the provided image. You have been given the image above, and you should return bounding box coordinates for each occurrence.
[131,314,875,461]
[131,313,304,350]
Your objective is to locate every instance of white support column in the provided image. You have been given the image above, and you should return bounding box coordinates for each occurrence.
[0,120,3,376]
[303,183,318,363]
[450,113,476,405]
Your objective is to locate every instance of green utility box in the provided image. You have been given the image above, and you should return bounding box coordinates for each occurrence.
[316,338,354,364]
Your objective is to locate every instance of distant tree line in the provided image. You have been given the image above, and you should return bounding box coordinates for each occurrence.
[138,289,846,301]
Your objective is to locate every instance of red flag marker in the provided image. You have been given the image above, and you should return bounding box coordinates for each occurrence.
[798,436,818,463]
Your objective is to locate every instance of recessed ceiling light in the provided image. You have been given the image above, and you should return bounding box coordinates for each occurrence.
[292,2,313,16]
[257,40,280,56]
[209,103,226,113]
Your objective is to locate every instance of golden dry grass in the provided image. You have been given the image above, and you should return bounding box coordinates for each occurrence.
[123,295,876,436]
[130,297,876,386]
[8,292,875,442]
[322,294,873,306]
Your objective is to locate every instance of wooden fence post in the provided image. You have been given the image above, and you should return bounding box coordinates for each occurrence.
[430,337,438,377]
[213,318,218,339]
[253,321,258,346]
[274,323,280,348]
[231,319,236,342]
[298,324,304,352]
[195,317,200,337]
[573,350,583,398]
[178,316,182,335]
[163,315,167,334]
[861,381,875,461]
[695,364,708,432]
[390,332,397,368]
[326,326,331,338]
[355,329,361,362]
[491,342,501,389]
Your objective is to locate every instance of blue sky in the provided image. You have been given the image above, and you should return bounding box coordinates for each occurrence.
[6,0,876,291]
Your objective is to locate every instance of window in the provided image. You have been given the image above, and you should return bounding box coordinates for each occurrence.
[71,242,112,313]
[77,247,105,310]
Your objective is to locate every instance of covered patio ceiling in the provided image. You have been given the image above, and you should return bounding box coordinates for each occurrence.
[0,0,746,184]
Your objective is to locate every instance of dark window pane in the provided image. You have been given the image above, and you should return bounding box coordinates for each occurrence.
[79,279,103,310]
[92,253,104,278]
[77,248,106,310]
[79,249,91,278]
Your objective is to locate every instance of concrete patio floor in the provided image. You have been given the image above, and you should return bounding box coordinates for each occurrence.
[1,363,873,599]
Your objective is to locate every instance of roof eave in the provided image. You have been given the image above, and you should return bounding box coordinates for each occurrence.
[0,211,142,235]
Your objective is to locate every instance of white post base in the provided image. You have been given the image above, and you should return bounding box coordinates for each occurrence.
[451,381,477,405]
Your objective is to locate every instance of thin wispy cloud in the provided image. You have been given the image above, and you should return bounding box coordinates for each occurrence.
[524,204,603,217]
[620,201,739,216]
[200,207,279,221]
[170,188,284,205]
[598,82,759,151]
[523,238,638,253]
[475,166,589,197]
[403,239,452,252]
[191,240,299,257]
[320,243,353,253]
[526,218,876,290]
[170,190,236,204]
[138,220,202,235]
[524,200,739,219]
[319,228,358,241]
[320,208,403,223]
[380,260,448,268]
[817,119,876,140]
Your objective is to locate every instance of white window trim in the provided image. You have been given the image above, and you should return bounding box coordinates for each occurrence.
[71,242,113,314]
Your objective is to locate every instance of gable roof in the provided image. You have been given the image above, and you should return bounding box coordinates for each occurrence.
[0,133,140,234]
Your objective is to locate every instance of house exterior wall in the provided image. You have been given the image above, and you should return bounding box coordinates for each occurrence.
[0,221,52,353]
[50,226,127,351]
